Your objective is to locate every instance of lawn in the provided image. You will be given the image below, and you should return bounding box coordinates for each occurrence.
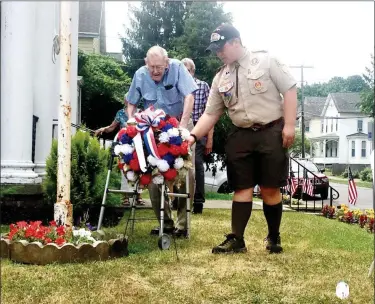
[1,210,374,304]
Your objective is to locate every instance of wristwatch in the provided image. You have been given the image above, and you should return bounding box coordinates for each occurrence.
[190,133,198,143]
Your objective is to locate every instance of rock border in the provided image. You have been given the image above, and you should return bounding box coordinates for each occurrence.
[0,237,128,265]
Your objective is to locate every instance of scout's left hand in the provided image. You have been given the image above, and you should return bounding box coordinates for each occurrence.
[282,124,295,148]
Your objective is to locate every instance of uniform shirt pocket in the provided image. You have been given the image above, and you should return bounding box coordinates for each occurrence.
[247,70,269,95]
[218,81,237,107]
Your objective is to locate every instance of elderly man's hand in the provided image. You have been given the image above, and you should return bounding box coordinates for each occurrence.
[187,135,196,148]
[282,124,295,148]
[94,127,105,137]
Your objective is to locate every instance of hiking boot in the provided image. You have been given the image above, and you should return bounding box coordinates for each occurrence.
[212,234,247,254]
[265,235,283,254]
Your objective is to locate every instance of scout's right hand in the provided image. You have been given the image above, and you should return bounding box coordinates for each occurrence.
[186,135,196,148]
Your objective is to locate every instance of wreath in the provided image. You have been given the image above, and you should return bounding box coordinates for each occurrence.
[114,107,193,188]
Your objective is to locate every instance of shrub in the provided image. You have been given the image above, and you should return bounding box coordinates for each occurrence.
[341,169,360,179]
[43,130,122,212]
[359,167,373,182]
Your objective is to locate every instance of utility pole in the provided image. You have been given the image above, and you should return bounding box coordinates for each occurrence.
[54,1,73,235]
[290,65,314,158]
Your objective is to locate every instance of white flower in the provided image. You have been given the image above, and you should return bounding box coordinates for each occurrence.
[167,127,179,137]
[114,145,122,155]
[73,228,91,238]
[147,155,158,166]
[174,157,184,170]
[126,170,137,181]
[120,144,134,155]
[153,174,164,184]
[159,132,170,143]
[157,159,169,172]
[180,128,190,140]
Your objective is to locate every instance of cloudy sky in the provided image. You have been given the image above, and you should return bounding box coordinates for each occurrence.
[105,1,374,85]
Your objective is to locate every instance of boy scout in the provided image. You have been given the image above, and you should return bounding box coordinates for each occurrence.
[187,24,297,254]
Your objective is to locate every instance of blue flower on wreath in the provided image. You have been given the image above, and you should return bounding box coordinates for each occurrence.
[169,136,182,146]
[162,153,175,167]
[161,123,173,132]
[120,134,132,145]
[123,153,134,164]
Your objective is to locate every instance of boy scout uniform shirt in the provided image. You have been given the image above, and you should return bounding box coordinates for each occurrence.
[204,49,297,128]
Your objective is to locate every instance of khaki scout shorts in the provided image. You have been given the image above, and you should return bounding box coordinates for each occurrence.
[225,120,289,191]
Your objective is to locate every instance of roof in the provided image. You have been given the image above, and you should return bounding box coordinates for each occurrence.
[79,2,103,36]
[346,132,368,138]
[329,92,362,113]
[298,97,326,119]
[310,133,339,141]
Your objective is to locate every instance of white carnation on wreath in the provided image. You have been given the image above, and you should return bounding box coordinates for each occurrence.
[147,155,158,167]
[167,127,179,137]
[153,174,164,185]
[180,128,190,140]
[174,157,184,170]
[157,159,169,172]
[114,145,122,155]
[159,132,170,143]
[126,170,137,181]
[121,144,134,155]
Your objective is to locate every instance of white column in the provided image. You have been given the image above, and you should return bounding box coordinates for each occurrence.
[33,2,60,177]
[70,1,79,130]
[1,2,40,184]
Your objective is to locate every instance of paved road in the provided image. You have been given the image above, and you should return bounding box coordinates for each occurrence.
[328,182,374,210]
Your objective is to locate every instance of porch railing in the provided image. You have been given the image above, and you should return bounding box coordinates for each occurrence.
[282,157,340,212]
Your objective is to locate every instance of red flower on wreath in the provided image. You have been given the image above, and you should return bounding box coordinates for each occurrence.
[118,161,124,170]
[157,144,170,157]
[167,117,179,128]
[117,128,127,140]
[169,145,181,157]
[129,158,141,171]
[163,168,178,181]
[179,142,189,155]
[158,119,166,129]
[140,174,152,186]
[126,125,138,138]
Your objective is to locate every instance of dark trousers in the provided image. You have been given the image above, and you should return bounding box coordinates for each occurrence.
[194,136,206,204]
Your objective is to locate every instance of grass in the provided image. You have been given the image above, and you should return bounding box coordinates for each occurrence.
[329,177,373,189]
[1,209,374,304]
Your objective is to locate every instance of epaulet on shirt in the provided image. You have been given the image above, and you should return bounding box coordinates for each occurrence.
[216,64,226,74]
[251,49,268,53]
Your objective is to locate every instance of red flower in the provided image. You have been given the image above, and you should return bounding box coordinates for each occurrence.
[55,237,65,246]
[126,126,138,138]
[30,221,42,229]
[129,158,141,171]
[25,227,36,238]
[16,221,28,229]
[117,128,127,139]
[118,161,124,170]
[167,117,179,128]
[56,226,65,237]
[9,224,16,231]
[35,230,45,239]
[49,220,57,227]
[180,142,189,155]
[44,238,52,244]
[163,168,178,181]
[140,174,152,186]
[158,120,166,129]
[169,145,181,157]
[157,144,170,157]
[132,151,138,161]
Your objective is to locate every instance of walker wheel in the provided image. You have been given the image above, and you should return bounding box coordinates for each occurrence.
[158,233,171,250]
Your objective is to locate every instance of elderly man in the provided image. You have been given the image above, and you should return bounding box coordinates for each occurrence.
[126,46,198,237]
[181,58,213,214]
[187,24,297,254]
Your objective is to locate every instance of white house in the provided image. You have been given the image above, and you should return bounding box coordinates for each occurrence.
[303,93,373,174]
[0,2,80,184]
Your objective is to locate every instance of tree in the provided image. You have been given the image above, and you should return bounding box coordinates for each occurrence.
[122,1,188,76]
[289,131,311,158]
[359,54,374,117]
[171,2,232,83]
[78,51,131,130]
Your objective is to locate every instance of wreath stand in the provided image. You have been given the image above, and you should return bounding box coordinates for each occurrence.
[97,138,191,251]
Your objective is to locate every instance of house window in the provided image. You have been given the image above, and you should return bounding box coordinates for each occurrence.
[321,121,324,133]
[361,141,366,157]
[305,124,310,132]
[336,118,338,131]
[351,141,355,157]
[325,124,328,133]
[358,119,363,132]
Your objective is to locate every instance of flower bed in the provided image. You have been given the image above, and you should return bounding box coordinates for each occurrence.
[0,221,128,265]
[321,204,375,233]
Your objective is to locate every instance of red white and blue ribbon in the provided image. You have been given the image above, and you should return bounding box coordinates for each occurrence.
[134,106,166,160]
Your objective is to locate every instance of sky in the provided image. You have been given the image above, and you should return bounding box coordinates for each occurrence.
[105,1,374,85]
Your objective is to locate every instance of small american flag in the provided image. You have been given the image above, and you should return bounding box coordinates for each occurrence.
[303,178,314,196]
[348,167,358,205]
[290,177,298,196]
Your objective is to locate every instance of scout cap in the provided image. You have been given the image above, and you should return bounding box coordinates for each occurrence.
[206,24,241,52]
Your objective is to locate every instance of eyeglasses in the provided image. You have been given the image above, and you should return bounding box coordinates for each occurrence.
[147,65,165,72]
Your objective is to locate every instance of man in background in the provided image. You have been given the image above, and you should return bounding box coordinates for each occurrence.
[182,58,214,214]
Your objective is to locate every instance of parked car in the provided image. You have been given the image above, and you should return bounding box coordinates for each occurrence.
[203,158,328,199]
[290,159,330,199]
